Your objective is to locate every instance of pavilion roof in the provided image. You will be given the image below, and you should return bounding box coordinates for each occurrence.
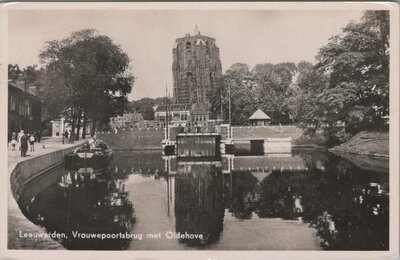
[249,109,271,120]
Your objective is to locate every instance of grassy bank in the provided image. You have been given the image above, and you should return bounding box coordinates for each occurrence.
[329,131,389,158]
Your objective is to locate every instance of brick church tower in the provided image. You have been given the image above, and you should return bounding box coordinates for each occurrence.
[172,26,222,105]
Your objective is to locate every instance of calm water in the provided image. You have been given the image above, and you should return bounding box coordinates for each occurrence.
[17,149,389,250]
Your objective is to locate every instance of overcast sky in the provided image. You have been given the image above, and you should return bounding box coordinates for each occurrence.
[8,10,363,100]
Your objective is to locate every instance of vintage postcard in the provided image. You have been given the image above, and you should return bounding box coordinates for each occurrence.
[0,2,398,260]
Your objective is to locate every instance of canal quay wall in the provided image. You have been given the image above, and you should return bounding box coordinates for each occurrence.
[231,125,303,140]
[10,142,84,201]
[96,128,164,150]
[8,138,86,249]
[97,126,304,151]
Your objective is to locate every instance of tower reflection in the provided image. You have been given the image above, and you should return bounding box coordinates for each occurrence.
[170,158,225,247]
[163,150,389,250]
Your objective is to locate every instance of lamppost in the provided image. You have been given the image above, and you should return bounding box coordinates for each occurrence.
[220,88,223,123]
[228,80,232,139]
[228,81,232,128]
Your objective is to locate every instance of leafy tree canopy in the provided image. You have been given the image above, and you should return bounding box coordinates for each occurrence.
[39,29,134,138]
[315,10,389,133]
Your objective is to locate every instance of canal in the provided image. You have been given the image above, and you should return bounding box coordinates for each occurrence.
[15,149,389,250]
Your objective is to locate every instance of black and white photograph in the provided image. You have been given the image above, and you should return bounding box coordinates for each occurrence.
[0,2,399,259]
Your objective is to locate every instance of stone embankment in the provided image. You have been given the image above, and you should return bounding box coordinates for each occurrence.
[96,128,164,150]
[8,138,85,250]
[231,126,303,140]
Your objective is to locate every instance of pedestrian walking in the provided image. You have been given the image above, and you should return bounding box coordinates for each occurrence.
[20,131,28,157]
[29,134,36,151]
[65,130,69,140]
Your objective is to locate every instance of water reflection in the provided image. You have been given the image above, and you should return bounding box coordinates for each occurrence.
[175,163,224,247]
[17,150,389,250]
[19,167,135,250]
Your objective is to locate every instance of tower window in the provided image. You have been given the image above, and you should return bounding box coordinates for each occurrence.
[186,42,192,56]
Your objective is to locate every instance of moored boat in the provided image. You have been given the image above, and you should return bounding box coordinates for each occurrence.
[65,139,113,169]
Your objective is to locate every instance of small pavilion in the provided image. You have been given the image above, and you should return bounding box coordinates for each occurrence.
[248,109,272,126]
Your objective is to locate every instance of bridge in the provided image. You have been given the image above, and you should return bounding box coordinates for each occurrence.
[226,126,303,154]
[230,125,302,140]
[163,125,303,155]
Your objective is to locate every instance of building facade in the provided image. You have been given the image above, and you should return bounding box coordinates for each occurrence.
[8,80,41,140]
[50,117,92,138]
[154,104,191,127]
[109,112,144,129]
[172,27,222,105]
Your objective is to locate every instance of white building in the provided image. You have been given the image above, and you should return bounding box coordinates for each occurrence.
[51,118,91,138]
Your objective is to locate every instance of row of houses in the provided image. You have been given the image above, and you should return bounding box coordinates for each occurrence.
[110,103,219,130]
[109,103,273,130]
[8,80,42,140]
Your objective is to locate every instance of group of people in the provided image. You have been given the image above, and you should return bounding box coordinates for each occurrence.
[9,130,41,157]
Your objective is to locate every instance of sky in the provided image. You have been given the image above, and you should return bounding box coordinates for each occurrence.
[8,10,363,101]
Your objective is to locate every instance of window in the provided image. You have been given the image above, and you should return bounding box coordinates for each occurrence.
[19,100,25,115]
[185,42,192,56]
[9,96,16,111]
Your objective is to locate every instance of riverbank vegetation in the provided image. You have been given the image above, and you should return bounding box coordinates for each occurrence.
[8,11,389,150]
[208,10,389,148]
[330,131,389,157]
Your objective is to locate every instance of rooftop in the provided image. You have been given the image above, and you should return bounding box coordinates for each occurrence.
[8,80,40,98]
[249,109,271,120]
[155,104,191,112]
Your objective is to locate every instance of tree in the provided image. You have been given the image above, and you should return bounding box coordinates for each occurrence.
[39,29,134,139]
[208,62,300,125]
[252,62,297,123]
[130,98,155,120]
[208,63,257,125]
[316,10,389,134]
[295,61,329,134]
[8,64,22,81]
